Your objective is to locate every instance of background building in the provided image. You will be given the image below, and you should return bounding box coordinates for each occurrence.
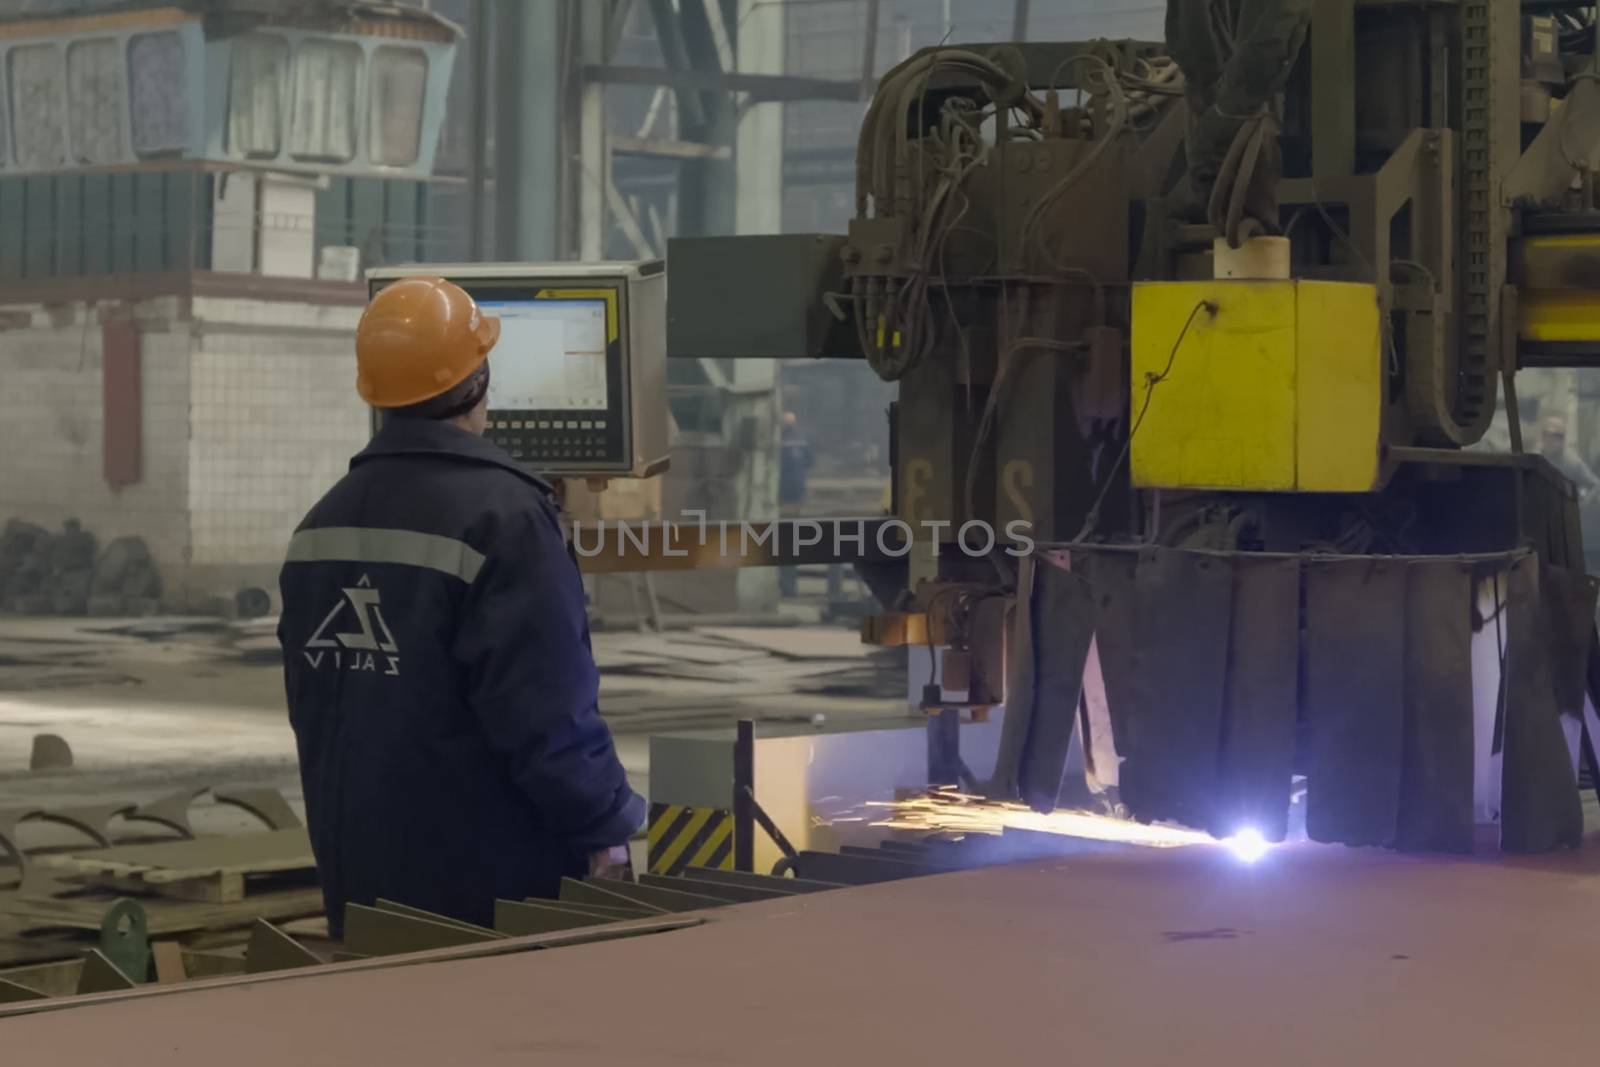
[0,0,1166,613]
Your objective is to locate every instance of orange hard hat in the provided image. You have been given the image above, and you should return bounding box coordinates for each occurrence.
[356,277,501,408]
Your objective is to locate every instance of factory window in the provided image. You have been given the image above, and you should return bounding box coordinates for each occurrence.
[8,44,68,170]
[128,31,188,156]
[66,38,126,165]
[369,46,427,167]
[228,34,288,159]
[288,39,360,164]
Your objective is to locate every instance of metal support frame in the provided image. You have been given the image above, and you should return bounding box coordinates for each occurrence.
[731,719,798,875]
[733,720,754,872]
[582,0,872,257]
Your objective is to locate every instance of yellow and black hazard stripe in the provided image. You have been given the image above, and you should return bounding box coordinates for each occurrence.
[647,803,734,875]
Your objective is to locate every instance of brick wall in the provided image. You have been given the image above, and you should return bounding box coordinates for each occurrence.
[187,300,367,589]
[0,295,368,608]
[0,303,192,582]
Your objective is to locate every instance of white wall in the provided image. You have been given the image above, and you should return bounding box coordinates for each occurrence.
[0,295,368,607]
[0,303,192,580]
[186,299,367,586]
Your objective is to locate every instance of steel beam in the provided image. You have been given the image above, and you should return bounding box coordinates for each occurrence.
[735,0,785,236]
[1311,0,1356,180]
[733,720,754,873]
[466,0,488,260]
[493,0,564,261]
[583,63,865,103]
[579,0,609,260]
[610,135,731,161]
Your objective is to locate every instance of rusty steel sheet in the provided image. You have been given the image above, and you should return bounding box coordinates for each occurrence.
[990,554,1038,802]
[7,844,1600,1062]
[1122,548,1233,829]
[1304,558,1407,847]
[1212,557,1299,843]
[1500,556,1584,854]
[1541,565,1600,720]
[1016,558,1095,812]
[1396,560,1476,853]
[1081,549,1138,754]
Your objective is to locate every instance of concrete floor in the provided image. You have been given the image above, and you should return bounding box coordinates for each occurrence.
[0,614,907,846]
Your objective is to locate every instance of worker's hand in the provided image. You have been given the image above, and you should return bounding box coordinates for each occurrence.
[587,844,633,881]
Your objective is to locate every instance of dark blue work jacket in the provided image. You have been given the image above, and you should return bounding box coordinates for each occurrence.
[277,418,644,933]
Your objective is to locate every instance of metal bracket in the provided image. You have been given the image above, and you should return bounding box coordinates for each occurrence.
[732,720,799,874]
[96,899,149,987]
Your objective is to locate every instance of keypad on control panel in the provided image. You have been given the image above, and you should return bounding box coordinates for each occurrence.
[490,415,612,464]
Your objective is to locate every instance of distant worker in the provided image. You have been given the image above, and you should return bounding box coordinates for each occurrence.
[277,277,644,934]
[1167,0,1313,243]
[1539,413,1600,498]
[779,410,814,598]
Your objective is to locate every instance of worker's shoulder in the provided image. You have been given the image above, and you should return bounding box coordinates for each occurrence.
[426,461,566,551]
[299,452,559,541]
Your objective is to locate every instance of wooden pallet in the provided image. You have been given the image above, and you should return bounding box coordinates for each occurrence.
[0,886,326,938]
[37,829,315,904]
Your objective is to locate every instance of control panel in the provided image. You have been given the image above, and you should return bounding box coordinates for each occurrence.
[367,260,670,479]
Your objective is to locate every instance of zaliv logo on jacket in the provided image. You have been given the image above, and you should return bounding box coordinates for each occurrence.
[302,575,401,677]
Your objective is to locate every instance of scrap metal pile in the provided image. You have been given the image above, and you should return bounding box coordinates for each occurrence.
[0,519,161,617]
[0,787,318,995]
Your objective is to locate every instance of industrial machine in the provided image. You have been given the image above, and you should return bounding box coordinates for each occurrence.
[669,4,1600,854]
[367,261,671,479]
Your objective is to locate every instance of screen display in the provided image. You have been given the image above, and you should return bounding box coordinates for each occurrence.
[480,298,609,412]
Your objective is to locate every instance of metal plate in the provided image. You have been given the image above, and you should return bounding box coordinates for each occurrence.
[492,901,619,937]
[790,850,930,886]
[680,868,838,894]
[1500,556,1584,853]
[584,878,727,915]
[1213,558,1300,842]
[1541,565,1599,719]
[342,905,503,959]
[1122,549,1233,828]
[1304,559,1406,846]
[1017,558,1096,812]
[1396,561,1476,853]
[1083,550,1139,754]
[990,555,1038,801]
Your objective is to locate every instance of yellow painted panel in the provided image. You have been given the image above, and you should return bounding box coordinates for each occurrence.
[536,288,619,341]
[1519,291,1600,343]
[1131,281,1297,491]
[1295,282,1382,492]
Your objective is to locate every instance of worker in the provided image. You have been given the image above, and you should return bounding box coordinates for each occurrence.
[1167,0,1313,241]
[277,277,645,934]
[1539,413,1600,498]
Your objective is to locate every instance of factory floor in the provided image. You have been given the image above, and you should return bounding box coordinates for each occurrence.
[0,611,909,848]
[8,611,1597,845]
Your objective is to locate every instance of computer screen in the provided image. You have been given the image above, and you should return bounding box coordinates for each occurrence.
[367,260,668,478]
[480,298,610,412]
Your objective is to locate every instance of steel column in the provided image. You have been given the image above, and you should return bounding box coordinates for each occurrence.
[466,0,489,261]
[493,0,565,261]
[733,719,754,872]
